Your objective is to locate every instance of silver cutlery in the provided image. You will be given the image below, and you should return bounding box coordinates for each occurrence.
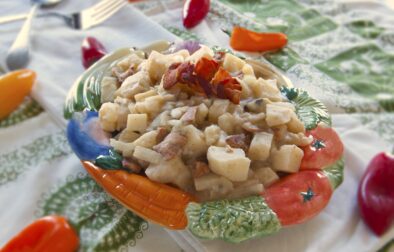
[5,0,127,71]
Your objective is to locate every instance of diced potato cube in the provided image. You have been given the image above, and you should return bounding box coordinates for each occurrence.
[208,99,230,123]
[99,102,119,132]
[134,89,157,102]
[287,111,305,133]
[101,76,117,103]
[215,130,228,147]
[170,106,188,119]
[143,95,165,116]
[218,113,237,134]
[228,183,264,200]
[182,125,207,158]
[223,53,246,73]
[133,146,162,164]
[257,78,282,102]
[127,114,148,132]
[254,167,279,187]
[266,103,292,127]
[272,145,304,173]
[146,50,189,82]
[242,63,255,76]
[118,129,140,143]
[187,45,214,63]
[114,97,130,131]
[238,78,253,99]
[115,71,151,99]
[133,130,158,149]
[271,102,295,111]
[248,132,273,161]
[204,125,221,146]
[196,103,209,124]
[207,146,251,182]
[145,156,192,190]
[194,173,233,193]
[110,139,134,157]
[244,75,262,98]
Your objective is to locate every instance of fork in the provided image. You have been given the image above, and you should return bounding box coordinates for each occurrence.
[43,0,128,30]
[6,0,127,71]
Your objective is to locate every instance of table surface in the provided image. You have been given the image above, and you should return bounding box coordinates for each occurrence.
[0,0,393,251]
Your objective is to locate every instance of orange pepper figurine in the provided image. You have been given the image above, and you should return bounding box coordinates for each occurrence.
[229,26,288,52]
[0,69,36,120]
[0,215,79,252]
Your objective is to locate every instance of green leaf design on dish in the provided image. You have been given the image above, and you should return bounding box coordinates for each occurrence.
[186,196,281,243]
[323,157,344,190]
[95,148,123,170]
[281,87,331,130]
[64,48,133,119]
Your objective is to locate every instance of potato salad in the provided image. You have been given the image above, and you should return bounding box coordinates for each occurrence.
[98,45,312,202]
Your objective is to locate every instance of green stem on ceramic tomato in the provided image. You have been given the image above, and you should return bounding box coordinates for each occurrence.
[183,0,210,29]
[0,215,79,252]
[301,126,344,170]
[262,170,333,226]
[358,152,394,236]
[81,37,107,69]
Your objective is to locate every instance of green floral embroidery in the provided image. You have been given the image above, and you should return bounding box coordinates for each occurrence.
[315,44,394,111]
[0,132,71,186]
[37,173,148,252]
[346,20,384,39]
[0,97,43,128]
[219,0,338,41]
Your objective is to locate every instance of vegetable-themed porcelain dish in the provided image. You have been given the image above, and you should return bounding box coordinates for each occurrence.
[64,41,344,243]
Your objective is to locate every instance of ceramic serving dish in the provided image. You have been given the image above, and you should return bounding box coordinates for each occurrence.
[64,41,344,243]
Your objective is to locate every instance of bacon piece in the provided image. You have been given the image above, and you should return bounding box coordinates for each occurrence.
[191,161,210,178]
[225,134,251,152]
[195,57,219,81]
[163,62,181,89]
[156,127,169,143]
[112,65,136,83]
[122,158,142,173]
[242,122,263,133]
[153,132,187,160]
[180,106,198,124]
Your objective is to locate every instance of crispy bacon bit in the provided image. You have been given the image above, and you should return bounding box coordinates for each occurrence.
[162,58,242,104]
[163,62,181,89]
[195,57,219,81]
[191,161,210,178]
[122,158,142,173]
[225,134,251,152]
[156,127,169,143]
[153,132,187,160]
[180,106,198,124]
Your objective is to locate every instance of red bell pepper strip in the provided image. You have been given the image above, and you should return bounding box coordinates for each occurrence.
[358,152,394,236]
[1,215,79,252]
[183,0,210,29]
[81,37,107,69]
[229,26,287,52]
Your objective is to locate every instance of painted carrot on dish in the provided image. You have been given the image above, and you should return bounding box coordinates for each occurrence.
[82,161,196,229]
